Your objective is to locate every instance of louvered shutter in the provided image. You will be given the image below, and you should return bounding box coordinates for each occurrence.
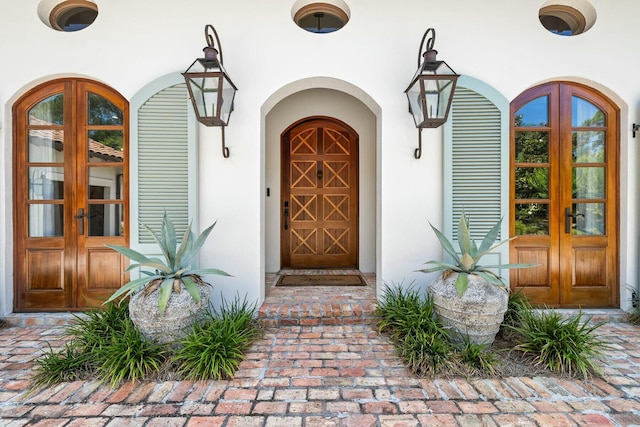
[444,82,508,269]
[137,84,190,243]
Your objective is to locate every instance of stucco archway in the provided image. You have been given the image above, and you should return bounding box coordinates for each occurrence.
[260,78,381,288]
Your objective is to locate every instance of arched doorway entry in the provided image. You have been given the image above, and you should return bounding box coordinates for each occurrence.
[510,81,619,307]
[280,116,359,268]
[263,83,378,278]
[13,78,129,311]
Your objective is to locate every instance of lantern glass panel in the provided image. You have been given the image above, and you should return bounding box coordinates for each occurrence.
[220,76,236,125]
[406,80,424,127]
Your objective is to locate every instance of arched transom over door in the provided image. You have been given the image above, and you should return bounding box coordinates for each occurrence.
[510,82,619,307]
[281,117,359,269]
[13,79,129,311]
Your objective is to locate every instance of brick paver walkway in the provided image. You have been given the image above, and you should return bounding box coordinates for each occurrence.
[2,321,640,426]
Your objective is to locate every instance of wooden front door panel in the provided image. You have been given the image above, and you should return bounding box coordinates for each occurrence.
[510,82,618,308]
[281,118,358,268]
[13,79,129,311]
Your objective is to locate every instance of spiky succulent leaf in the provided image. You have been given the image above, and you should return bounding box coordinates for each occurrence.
[481,263,537,270]
[162,213,177,269]
[422,211,537,297]
[455,272,469,297]
[104,275,163,303]
[473,236,517,264]
[428,222,461,265]
[477,217,503,255]
[175,222,194,270]
[105,244,154,264]
[457,214,473,257]
[473,270,506,287]
[189,267,232,277]
[182,276,202,303]
[157,278,174,314]
[105,212,229,313]
[420,262,462,273]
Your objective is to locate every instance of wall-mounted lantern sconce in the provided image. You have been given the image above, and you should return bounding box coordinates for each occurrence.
[633,123,639,138]
[405,28,459,159]
[183,24,238,158]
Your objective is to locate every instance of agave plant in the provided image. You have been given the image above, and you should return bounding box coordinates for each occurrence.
[421,213,532,297]
[105,212,230,314]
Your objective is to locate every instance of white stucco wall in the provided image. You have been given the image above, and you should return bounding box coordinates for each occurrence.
[0,0,638,314]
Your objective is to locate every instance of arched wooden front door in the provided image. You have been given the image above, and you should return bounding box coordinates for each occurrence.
[281,117,359,268]
[13,79,129,311]
[510,82,619,307]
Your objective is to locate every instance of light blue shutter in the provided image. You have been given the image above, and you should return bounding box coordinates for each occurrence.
[444,79,509,270]
[137,84,190,243]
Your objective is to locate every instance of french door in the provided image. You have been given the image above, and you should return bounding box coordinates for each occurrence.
[510,82,619,307]
[281,117,359,268]
[13,79,129,311]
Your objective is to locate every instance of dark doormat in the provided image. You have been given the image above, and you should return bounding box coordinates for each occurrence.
[276,274,365,286]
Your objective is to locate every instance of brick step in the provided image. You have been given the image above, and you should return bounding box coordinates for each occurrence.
[257,300,378,327]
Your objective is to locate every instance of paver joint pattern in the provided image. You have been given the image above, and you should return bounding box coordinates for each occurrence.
[2,323,640,426]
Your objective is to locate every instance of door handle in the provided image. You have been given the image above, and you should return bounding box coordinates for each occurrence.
[283,201,289,230]
[565,207,585,234]
[74,208,85,235]
[74,209,97,235]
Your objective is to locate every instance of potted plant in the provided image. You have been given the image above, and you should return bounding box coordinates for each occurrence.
[420,213,532,345]
[105,212,230,344]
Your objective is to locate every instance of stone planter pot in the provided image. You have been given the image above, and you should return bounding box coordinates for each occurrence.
[129,283,211,345]
[427,272,508,345]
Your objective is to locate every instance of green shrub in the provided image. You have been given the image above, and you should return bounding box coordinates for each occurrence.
[499,290,532,339]
[32,296,260,387]
[455,337,500,376]
[174,296,260,380]
[32,300,166,389]
[95,319,167,387]
[509,309,608,379]
[377,283,453,376]
[31,342,92,388]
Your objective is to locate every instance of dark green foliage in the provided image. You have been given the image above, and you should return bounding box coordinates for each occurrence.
[32,296,259,387]
[174,296,260,380]
[95,319,166,388]
[31,342,93,389]
[376,283,453,376]
[509,309,608,379]
[500,290,532,338]
[455,337,500,376]
[32,300,165,389]
[627,288,640,325]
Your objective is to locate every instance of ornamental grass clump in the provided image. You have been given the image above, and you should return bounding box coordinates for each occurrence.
[174,295,260,380]
[455,336,501,376]
[509,309,608,379]
[376,283,453,376]
[31,300,166,389]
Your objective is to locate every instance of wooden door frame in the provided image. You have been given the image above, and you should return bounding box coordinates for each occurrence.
[280,115,359,269]
[12,78,129,312]
[509,81,619,308]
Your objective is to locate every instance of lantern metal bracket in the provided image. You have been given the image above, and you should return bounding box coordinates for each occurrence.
[221,127,230,158]
[204,24,224,65]
[415,129,423,159]
[633,123,639,138]
[417,28,436,67]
